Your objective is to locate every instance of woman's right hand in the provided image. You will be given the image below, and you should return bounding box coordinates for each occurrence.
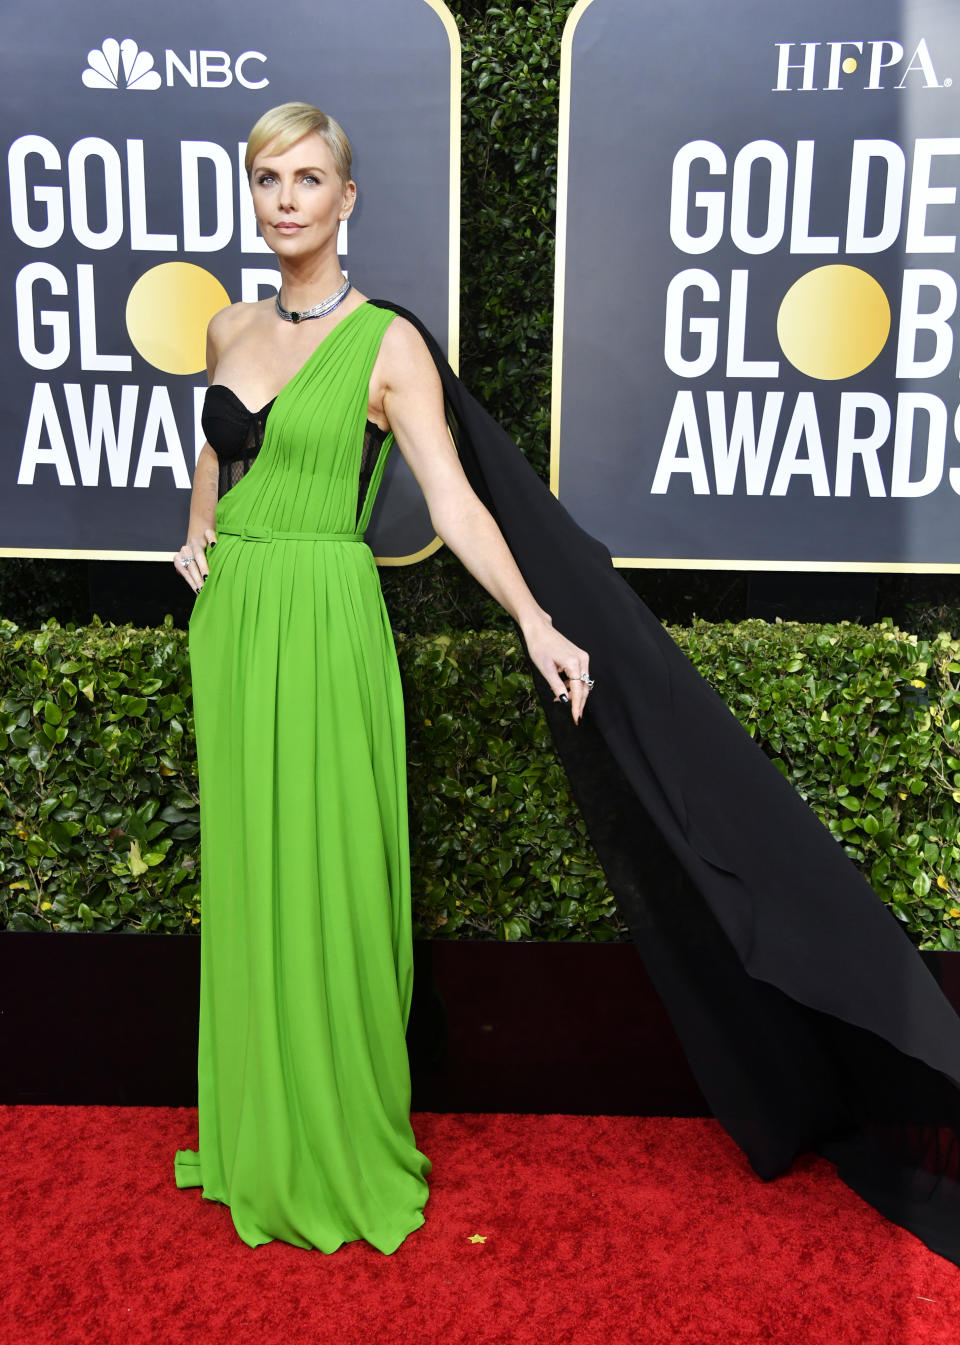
[174,529,217,594]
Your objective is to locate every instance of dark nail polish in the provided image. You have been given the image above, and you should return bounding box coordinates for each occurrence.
[559,693,569,704]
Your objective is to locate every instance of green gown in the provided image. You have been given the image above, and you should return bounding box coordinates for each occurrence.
[173,301,432,1254]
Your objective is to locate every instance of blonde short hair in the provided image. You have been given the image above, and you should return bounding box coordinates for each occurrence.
[244,102,353,185]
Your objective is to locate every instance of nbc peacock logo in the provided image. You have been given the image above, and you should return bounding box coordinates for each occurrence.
[82,38,162,91]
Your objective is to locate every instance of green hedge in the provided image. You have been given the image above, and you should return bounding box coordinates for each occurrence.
[454,0,573,477]
[1,617,958,947]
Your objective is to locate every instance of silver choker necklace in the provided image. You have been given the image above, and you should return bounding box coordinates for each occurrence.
[275,278,352,324]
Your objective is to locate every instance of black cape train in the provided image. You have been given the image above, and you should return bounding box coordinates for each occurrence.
[370,299,960,1266]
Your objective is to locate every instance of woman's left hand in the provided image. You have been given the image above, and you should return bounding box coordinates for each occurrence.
[522,616,593,725]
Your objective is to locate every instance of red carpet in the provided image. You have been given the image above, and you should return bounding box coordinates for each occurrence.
[3,1108,959,1344]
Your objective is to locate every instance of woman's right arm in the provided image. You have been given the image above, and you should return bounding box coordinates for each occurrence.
[173,314,225,593]
[175,447,219,592]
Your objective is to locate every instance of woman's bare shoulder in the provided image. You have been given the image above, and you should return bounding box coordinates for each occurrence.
[378,312,435,376]
[207,298,270,358]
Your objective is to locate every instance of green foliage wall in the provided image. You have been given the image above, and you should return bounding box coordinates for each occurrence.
[2,617,958,948]
[454,0,574,474]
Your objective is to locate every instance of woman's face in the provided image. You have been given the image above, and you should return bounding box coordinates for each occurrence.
[249,131,356,259]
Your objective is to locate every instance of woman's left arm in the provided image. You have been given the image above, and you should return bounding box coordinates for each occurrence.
[379,317,592,724]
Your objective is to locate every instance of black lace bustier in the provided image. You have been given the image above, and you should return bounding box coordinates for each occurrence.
[201,384,389,525]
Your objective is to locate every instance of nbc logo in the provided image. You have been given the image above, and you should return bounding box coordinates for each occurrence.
[81,37,268,91]
[83,38,161,91]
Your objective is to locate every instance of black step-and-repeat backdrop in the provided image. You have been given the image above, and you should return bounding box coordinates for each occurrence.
[0,0,458,562]
[553,0,960,570]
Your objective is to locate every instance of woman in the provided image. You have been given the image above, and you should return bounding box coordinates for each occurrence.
[172,102,591,1254]
[176,103,960,1266]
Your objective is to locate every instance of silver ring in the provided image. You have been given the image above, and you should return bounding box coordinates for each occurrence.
[578,673,595,690]
[179,555,193,568]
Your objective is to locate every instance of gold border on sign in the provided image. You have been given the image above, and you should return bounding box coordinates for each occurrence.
[5,0,461,569]
[612,557,960,574]
[550,0,959,576]
[550,0,595,499]
[419,0,461,376]
[376,535,445,567]
[0,548,179,562]
[7,546,954,573]
[373,0,461,567]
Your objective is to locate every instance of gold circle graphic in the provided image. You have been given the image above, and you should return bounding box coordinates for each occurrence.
[126,263,230,375]
[842,56,858,74]
[777,265,890,381]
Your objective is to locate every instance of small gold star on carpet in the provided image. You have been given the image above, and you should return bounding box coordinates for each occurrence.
[467,1233,487,1244]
